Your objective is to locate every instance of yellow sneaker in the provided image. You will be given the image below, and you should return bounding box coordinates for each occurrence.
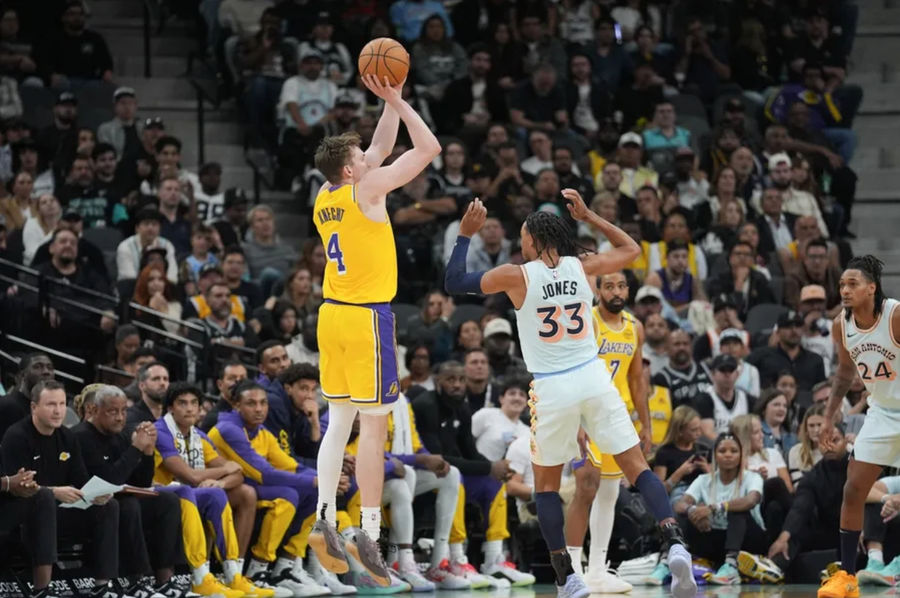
[230,573,275,598]
[193,572,246,598]
[818,570,860,598]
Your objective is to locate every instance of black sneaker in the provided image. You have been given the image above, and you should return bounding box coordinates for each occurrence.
[154,579,194,598]
[308,519,349,574]
[346,529,391,587]
[126,581,166,598]
[89,582,134,598]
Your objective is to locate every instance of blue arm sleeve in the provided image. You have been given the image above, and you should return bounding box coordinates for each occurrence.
[444,235,485,295]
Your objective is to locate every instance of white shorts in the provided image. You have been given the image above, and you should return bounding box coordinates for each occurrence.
[529,357,639,466]
[852,404,900,468]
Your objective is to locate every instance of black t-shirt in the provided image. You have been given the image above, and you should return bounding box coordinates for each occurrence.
[510,80,565,124]
[72,420,153,487]
[57,184,111,228]
[1,418,89,487]
[654,443,700,486]
[651,363,712,409]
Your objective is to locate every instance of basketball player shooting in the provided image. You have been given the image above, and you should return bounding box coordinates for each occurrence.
[817,256,900,598]
[307,74,441,586]
[444,190,696,598]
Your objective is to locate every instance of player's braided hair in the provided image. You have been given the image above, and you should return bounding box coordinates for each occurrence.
[844,254,885,320]
[524,211,591,267]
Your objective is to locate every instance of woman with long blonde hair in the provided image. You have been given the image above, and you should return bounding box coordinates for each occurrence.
[730,413,793,492]
[787,403,826,483]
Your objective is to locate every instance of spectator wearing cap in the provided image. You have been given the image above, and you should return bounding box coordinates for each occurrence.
[616,133,658,197]
[767,152,828,239]
[631,285,677,327]
[438,43,508,140]
[720,98,762,151]
[643,101,692,151]
[796,284,834,375]
[411,14,468,102]
[784,238,841,316]
[277,45,337,175]
[97,87,142,162]
[588,17,633,92]
[674,17,731,104]
[123,116,165,185]
[21,193,60,266]
[693,353,749,437]
[746,310,826,392]
[194,162,224,223]
[41,0,113,87]
[116,207,177,282]
[645,239,706,311]
[482,318,525,386]
[694,294,749,363]
[718,328,761,399]
[319,93,358,138]
[212,187,248,247]
[298,11,352,86]
[673,146,710,210]
[509,63,567,135]
[56,152,108,228]
[35,91,78,180]
[238,9,296,151]
[705,240,774,320]
[389,0,454,42]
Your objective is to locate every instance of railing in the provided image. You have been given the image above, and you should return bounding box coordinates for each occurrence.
[186,52,222,165]
[140,0,165,78]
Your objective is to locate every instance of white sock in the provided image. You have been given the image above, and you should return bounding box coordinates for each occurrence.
[361,506,382,539]
[398,547,416,570]
[450,542,466,563]
[483,540,503,567]
[432,539,450,568]
[192,562,210,586]
[567,546,584,576]
[274,557,294,576]
[869,549,884,564]
[316,403,357,524]
[223,560,240,583]
[291,557,305,577]
[588,478,619,574]
[307,549,323,574]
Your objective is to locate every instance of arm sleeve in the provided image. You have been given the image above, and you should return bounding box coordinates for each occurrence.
[651,372,669,388]
[685,475,705,502]
[744,471,764,497]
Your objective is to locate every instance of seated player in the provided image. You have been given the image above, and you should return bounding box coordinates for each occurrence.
[209,380,340,596]
[154,382,276,597]
[278,362,323,462]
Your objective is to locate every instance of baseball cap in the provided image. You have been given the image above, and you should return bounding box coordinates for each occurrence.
[618,132,643,148]
[299,46,324,61]
[56,91,77,106]
[314,10,332,25]
[635,285,663,303]
[467,161,493,179]
[483,318,513,338]
[113,86,136,102]
[725,98,745,112]
[710,354,738,372]
[777,310,805,328]
[768,152,792,171]
[335,92,359,107]
[223,187,248,209]
[713,293,738,313]
[134,207,164,225]
[198,263,224,279]
[800,284,827,303]
[61,210,83,223]
[144,117,165,129]
[719,328,745,345]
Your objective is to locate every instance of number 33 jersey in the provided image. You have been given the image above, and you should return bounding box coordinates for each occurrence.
[313,183,397,304]
[515,256,599,375]
[843,297,900,411]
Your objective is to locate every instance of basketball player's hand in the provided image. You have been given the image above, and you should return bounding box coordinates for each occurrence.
[490,459,512,482]
[390,458,406,478]
[576,427,589,458]
[459,198,487,237]
[819,424,839,452]
[639,427,652,455]
[363,74,403,105]
[342,454,356,476]
[561,188,589,222]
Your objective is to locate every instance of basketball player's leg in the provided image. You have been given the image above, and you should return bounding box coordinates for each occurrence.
[838,459,886,576]
[565,459,600,574]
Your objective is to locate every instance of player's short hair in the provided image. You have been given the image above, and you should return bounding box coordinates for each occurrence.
[256,340,285,366]
[31,379,65,403]
[315,131,362,184]
[165,381,203,410]
[279,362,320,386]
[500,377,530,396]
[232,379,266,403]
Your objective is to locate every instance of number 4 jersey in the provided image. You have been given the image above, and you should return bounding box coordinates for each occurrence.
[313,183,397,304]
[843,298,900,411]
[515,256,599,375]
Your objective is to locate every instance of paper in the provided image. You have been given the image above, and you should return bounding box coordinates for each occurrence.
[59,476,124,509]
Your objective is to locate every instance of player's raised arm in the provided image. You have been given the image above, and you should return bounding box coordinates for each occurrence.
[356,75,441,205]
[364,95,400,168]
[562,188,641,276]
[444,199,524,298]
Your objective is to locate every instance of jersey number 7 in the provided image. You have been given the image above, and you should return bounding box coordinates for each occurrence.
[537,302,589,343]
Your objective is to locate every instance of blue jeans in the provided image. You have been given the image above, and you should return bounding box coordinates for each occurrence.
[244,75,284,151]
[823,127,857,164]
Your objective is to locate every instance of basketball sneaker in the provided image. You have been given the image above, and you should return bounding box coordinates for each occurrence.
[818,570,860,598]
[667,544,698,598]
[556,573,590,598]
[423,560,470,590]
[709,563,741,585]
[737,551,784,584]
[309,520,350,575]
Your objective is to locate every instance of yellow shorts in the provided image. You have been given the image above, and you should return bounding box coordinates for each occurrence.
[318,300,400,406]
[585,439,624,479]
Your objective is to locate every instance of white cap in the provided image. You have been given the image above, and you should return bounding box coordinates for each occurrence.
[618,132,643,148]
[483,318,513,338]
[635,285,663,303]
[767,152,792,170]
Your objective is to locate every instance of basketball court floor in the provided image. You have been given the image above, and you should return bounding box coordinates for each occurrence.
[441,586,898,598]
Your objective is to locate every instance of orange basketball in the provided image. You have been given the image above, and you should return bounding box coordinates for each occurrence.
[358,37,409,87]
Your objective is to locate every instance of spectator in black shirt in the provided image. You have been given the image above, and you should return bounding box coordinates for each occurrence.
[92,143,131,223]
[705,241,775,320]
[652,405,707,503]
[35,91,78,183]
[675,17,731,104]
[57,152,108,228]
[0,7,40,85]
[786,10,847,88]
[746,310,826,392]
[41,1,113,86]
[74,385,184,597]
[278,362,322,462]
[613,62,665,131]
[652,329,713,409]
[200,360,248,433]
[565,51,611,141]
[213,189,250,249]
[1,380,121,598]
[438,43,508,141]
[0,352,53,441]
[509,63,568,134]
[126,361,169,429]
[553,144,594,200]
[222,245,263,312]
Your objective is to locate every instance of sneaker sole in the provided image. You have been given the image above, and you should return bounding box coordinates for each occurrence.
[345,541,390,587]
[857,570,893,586]
[669,554,698,598]
[309,530,350,575]
[738,551,784,584]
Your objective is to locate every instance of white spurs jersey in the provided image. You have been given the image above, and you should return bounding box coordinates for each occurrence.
[843,298,900,411]
[515,256,599,375]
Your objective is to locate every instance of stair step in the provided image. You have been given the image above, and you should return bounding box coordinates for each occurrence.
[180,143,247,170]
[118,55,186,78]
[88,0,145,18]
[859,5,900,28]
[857,83,900,114]
[98,31,197,57]
[115,76,197,103]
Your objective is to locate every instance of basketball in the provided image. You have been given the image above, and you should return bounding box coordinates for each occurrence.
[358,37,409,87]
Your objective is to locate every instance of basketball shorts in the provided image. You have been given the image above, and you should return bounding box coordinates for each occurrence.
[851,403,900,468]
[318,300,399,409]
[529,357,639,467]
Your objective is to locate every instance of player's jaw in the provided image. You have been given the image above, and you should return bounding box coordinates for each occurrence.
[600,295,626,313]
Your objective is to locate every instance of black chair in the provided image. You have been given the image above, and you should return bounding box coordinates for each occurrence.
[745,303,789,336]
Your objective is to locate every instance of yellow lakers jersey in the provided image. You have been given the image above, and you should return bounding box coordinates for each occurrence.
[647,385,672,445]
[593,307,638,410]
[313,184,397,304]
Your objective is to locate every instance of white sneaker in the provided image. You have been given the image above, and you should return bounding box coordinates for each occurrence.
[273,569,331,597]
[424,560,470,590]
[449,559,493,589]
[249,571,294,598]
[309,561,357,595]
[667,544,698,598]
[585,566,633,594]
[392,562,436,592]
[481,556,536,587]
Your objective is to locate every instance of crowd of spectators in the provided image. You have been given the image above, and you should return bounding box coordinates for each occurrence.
[1,0,899,595]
